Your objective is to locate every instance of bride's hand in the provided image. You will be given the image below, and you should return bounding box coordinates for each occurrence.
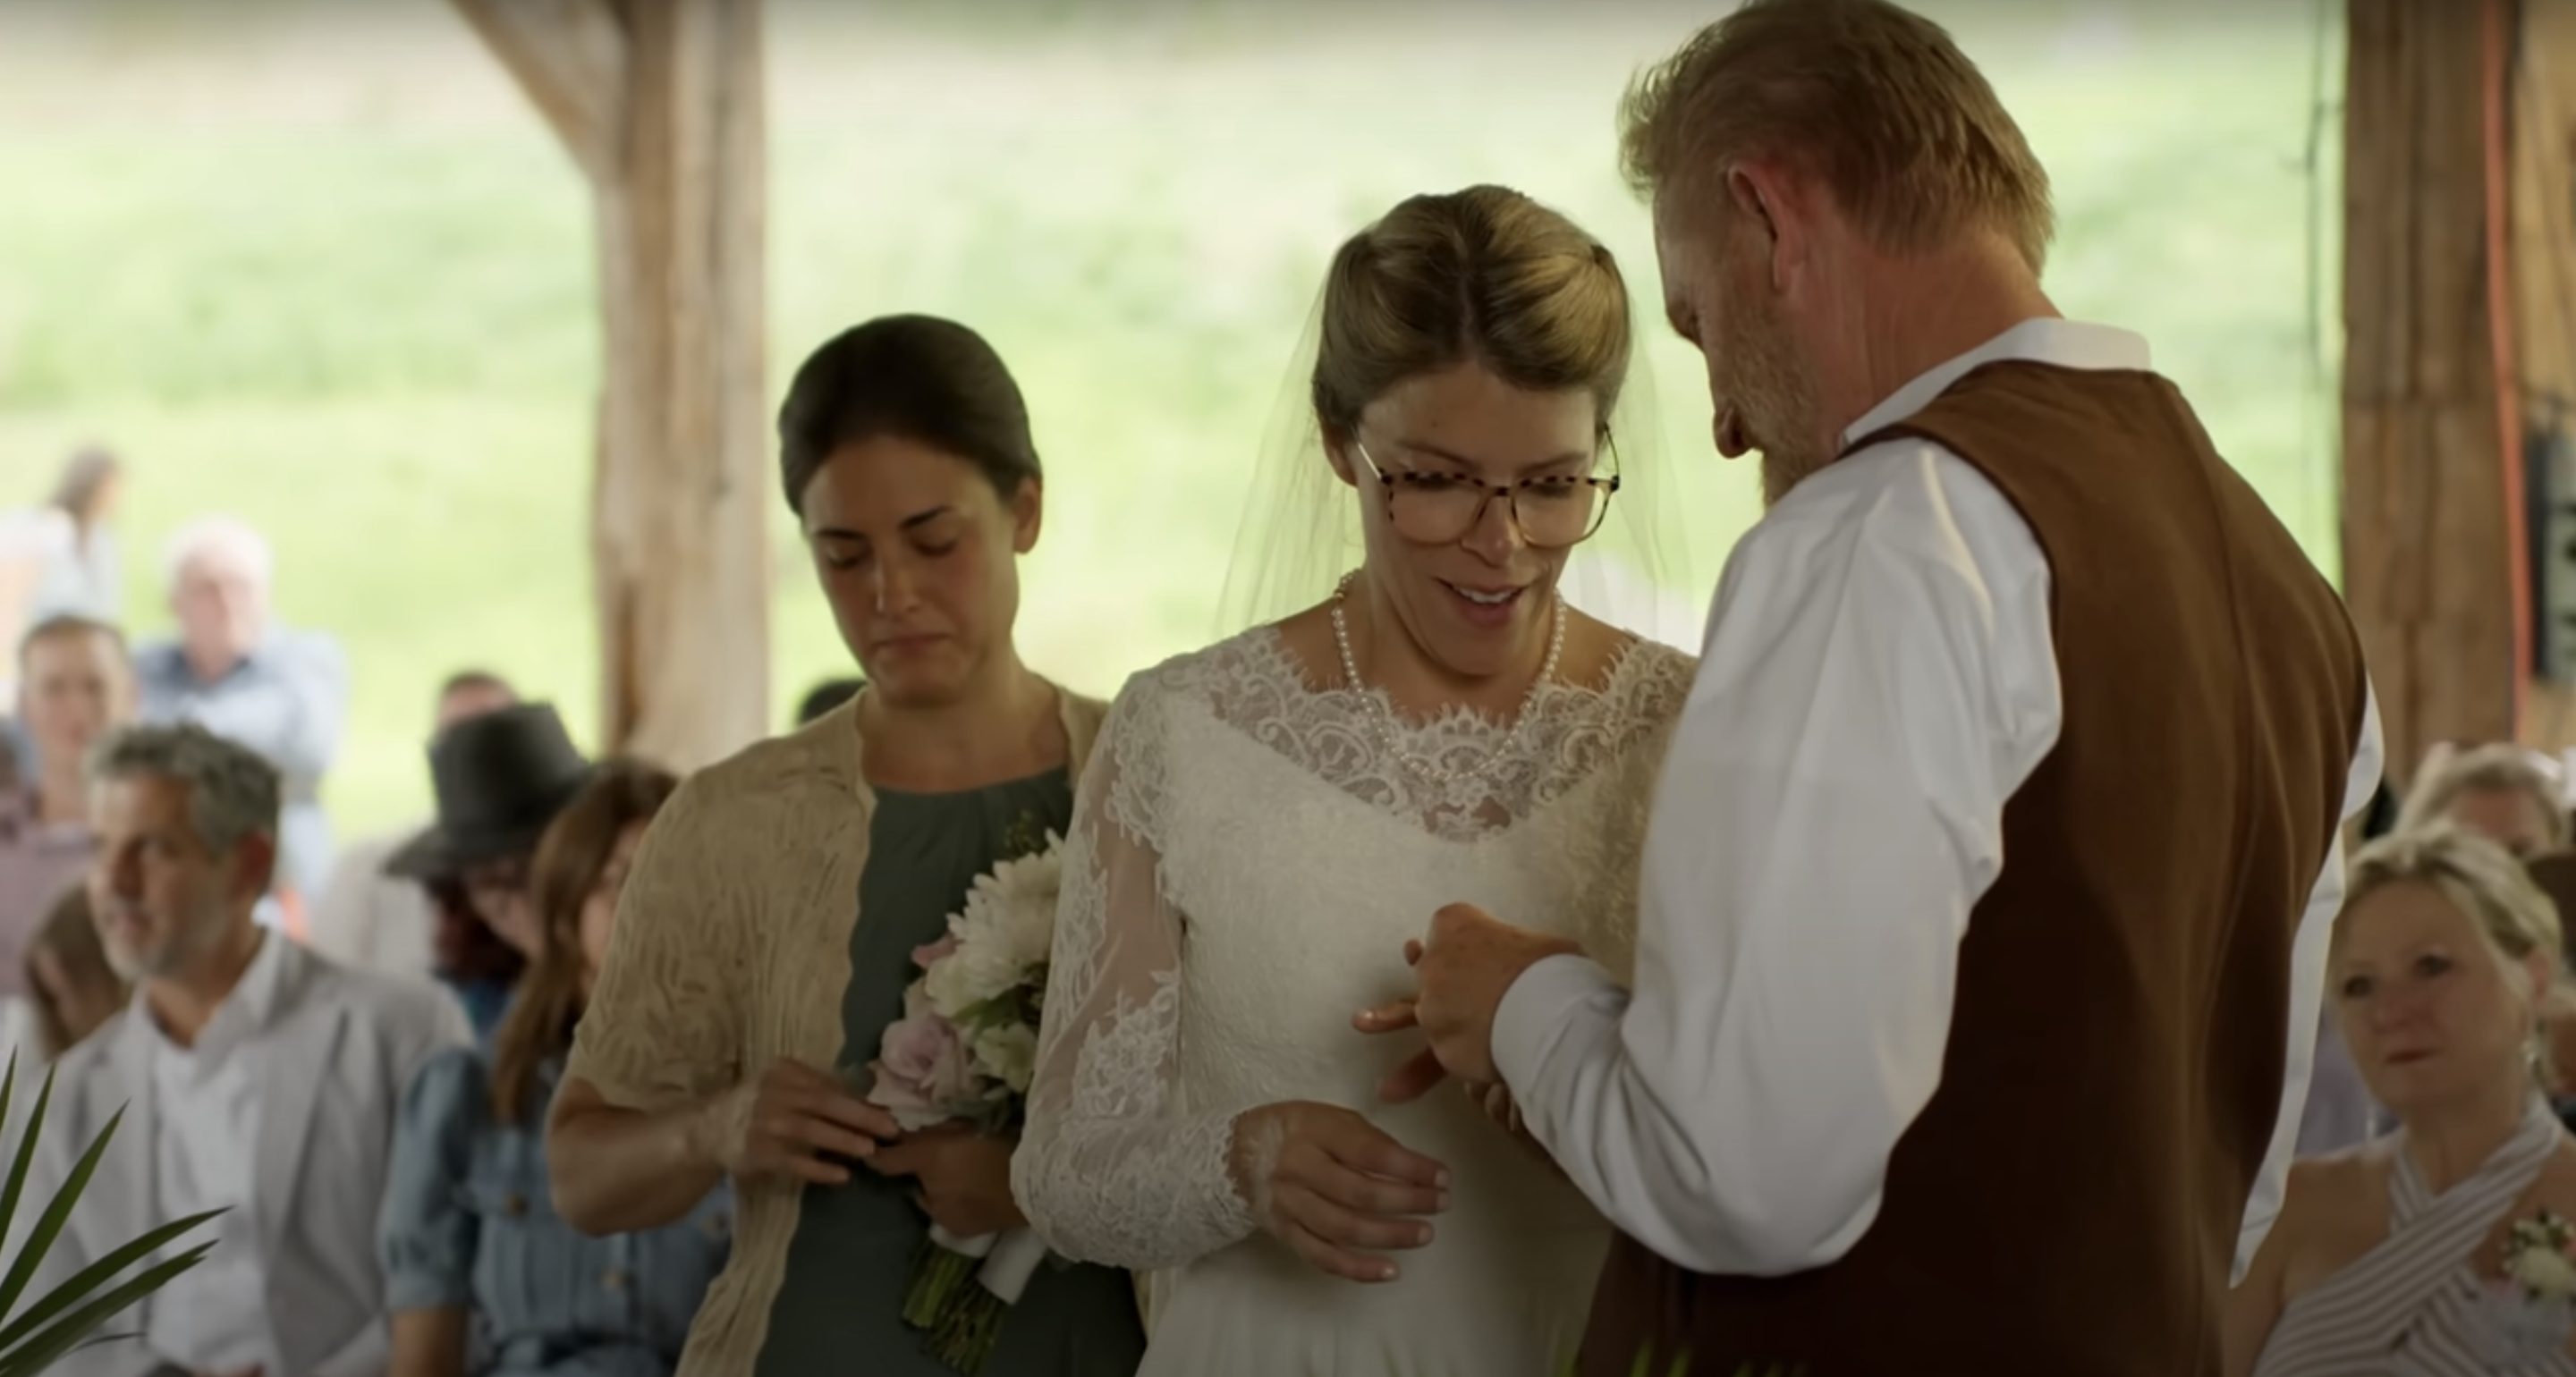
[1225,1101,1450,1284]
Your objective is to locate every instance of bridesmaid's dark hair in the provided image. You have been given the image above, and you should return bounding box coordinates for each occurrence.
[775,315,1042,516]
[488,759,678,1124]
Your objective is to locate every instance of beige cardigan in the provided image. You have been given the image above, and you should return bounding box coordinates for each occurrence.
[565,687,1111,1377]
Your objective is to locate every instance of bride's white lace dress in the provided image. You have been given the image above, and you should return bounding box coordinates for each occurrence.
[1014,626,1695,1377]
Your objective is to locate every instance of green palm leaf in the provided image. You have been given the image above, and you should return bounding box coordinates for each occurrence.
[0,1243,216,1377]
[0,1052,220,1373]
[0,1209,225,1356]
[0,1092,111,1328]
[0,1056,52,1304]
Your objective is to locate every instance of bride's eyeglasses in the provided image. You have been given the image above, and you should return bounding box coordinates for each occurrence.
[1350,434,1621,549]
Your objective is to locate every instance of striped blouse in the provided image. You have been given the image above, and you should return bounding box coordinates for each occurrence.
[2253,1096,2576,1374]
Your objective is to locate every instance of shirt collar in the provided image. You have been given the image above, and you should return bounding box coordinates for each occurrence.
[142,926,289,1057]
[1839,318,2153,452]
[147,629,283,688]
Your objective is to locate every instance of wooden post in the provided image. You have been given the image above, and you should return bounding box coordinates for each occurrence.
[2517,0,2576,749]
[2343,0,2520,784]
[452,0,771,773]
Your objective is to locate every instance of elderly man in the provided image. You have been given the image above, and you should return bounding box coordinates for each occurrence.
[132,517,348,912]
[1377,3,2381,1373]
[11,722,467,1377]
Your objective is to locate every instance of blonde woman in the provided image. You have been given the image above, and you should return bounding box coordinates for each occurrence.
[2229,825,2576,1374]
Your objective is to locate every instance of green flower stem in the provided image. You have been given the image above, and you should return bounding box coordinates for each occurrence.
[901,1234,1009,1375]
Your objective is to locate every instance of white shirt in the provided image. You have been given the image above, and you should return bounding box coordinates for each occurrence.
[144,931,285,1374]
[1491,318,2383,1281]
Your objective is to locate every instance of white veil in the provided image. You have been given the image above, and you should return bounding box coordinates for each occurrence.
[1211,283,1704,650]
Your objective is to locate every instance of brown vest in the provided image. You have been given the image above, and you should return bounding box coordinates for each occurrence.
[1577,360,2370,1377]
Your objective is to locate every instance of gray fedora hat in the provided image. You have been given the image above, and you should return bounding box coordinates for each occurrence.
[384,702,593,881]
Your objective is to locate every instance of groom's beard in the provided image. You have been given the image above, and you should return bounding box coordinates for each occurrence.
[1716,294,1826,509]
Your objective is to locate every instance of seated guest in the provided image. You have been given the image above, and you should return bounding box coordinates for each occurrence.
[309,671,521,984]
[2398,740,2570,859]
[0,615,133,1029]
[424,874,528,1050]
[24,885,124,1061]
[133,516,349,913]
[0,885,125,1149]
[385,703,593,1041]
[382,760,730,1377]
[12,722,470,1377]
[2227,824,2576,1373]
[0,446,123,702]
[2402,742,2576,1129]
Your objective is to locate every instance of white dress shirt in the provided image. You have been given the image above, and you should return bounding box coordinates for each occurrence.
[144,931,284,1375]
[1491,318,2383,1281]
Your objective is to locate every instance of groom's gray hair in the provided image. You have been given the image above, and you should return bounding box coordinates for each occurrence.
[1619,0,2055,275]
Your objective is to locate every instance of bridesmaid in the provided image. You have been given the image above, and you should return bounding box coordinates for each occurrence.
[381,761,731,1377]
[544,315,1147,1376]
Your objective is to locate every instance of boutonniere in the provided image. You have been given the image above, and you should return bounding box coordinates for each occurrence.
[2507,1211,2576,1299]
[2472,1208,2576,1363]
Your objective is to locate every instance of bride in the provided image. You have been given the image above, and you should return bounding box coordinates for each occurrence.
[1013,184,1698,1375]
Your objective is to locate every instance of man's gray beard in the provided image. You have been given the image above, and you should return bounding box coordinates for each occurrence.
[104,911,226,984]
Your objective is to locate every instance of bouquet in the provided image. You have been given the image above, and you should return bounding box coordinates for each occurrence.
[860,832,1063,1374]
[2471,1207,2576,1363]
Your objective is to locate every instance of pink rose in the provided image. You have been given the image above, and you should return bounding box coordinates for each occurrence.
[866,1011,976,1129]
[911,932,961,970]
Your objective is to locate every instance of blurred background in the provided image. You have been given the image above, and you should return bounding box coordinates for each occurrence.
[0,0,2340,840]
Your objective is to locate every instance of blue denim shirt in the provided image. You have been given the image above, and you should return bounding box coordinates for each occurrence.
[381,1047,731,1377]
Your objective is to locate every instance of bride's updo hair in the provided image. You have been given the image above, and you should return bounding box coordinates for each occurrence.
[1312,185,1634,444]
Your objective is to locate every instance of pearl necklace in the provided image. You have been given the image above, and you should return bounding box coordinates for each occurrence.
[1328,574,1565,790]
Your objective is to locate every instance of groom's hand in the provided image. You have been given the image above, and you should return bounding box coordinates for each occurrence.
[1404,904,1579,1090]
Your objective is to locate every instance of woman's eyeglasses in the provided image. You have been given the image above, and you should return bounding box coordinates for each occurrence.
[1351,436,1619,548]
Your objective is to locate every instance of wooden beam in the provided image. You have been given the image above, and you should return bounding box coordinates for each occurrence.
[2343,0,2520,784]
[450,0,628,186]
[453,0,771,773]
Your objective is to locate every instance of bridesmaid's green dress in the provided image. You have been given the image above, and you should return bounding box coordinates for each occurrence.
[752,769,1147,1376]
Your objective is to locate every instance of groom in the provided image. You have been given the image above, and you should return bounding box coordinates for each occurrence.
[1377,3,2381,1373]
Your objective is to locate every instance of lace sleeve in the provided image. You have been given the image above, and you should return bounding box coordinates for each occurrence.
[1013,680,1258,1270]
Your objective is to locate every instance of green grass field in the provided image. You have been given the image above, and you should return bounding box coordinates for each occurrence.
[0,0,2343,841]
